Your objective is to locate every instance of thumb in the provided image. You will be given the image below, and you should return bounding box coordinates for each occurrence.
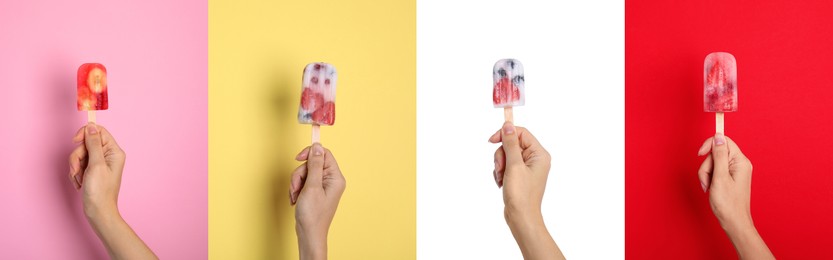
[711,133,731,182]
[304,143,325,188]
[500,122,524,168]
[84,123,106,167]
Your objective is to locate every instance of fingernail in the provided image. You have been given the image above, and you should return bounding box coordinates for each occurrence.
[87,123,98,134]
[700,181,707,193]
[313,145,324,156]
[503,122,515,135]
[715,133,725,145]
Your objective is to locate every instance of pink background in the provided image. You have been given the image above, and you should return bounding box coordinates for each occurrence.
[0,1,206,258]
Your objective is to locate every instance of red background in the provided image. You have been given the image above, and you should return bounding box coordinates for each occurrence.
[627,1,833,259]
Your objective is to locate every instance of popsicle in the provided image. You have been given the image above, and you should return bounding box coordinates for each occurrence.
[77,63,109,123]
[703,52,737,134]
[493,59,525,122]
[298,62,337,143]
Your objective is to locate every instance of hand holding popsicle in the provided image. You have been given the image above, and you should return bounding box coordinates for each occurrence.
[68,123,157,259]
[289,144,346,260]
[489,122,564,260]
[697,135,774,259]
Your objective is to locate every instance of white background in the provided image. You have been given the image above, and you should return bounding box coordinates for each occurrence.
[417,0,624,258]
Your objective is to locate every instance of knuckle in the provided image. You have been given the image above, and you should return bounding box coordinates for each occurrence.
[540,149,552,161]
[118,148,126,159]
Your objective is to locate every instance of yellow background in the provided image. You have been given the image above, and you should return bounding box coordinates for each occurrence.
[208,0,415,258]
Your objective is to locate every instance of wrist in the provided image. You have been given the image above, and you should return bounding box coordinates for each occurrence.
[83,200,119,224]
[296,224,327,260]
[84,204,124,238]
[505,207,545,235]
[721,216,756,243]
[720,214,755,237]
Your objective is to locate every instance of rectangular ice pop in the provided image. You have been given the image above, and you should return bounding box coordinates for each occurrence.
[704,52,737,134]
[493,59,525,122]
[298,62,336,143]
[77,63,108,123]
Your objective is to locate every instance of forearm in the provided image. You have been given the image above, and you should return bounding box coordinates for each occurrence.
[507,210,565,260]
[87,207,157,260]
[724,221,774,260]
[296,226,327,260]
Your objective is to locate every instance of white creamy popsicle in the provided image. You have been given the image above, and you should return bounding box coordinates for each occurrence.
[493,59,525,122]
[298,62,337,143]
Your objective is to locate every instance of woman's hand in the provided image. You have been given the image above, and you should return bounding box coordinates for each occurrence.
[70,123,126,218]
[68,123,156,259]
[290,143,346,260]
[490,121,564,260]
[698,133,774,260]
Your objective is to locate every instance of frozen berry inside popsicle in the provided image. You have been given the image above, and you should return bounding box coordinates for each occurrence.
[311,101,335,125]
[704,52,737,112]
[493,59,525,108]
[300,88,325,111]
[298,62,337,126]
[77,63,109,111]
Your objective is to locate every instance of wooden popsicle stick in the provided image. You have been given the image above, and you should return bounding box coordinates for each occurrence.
[504,107,513,123]
[88,111,96,124]
[311,124,320,144]
[715,112,724,134]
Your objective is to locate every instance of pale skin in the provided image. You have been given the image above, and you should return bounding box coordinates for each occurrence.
[489,121,565,260]
[697,133,775,260]
[68,123,157,260]
[289,143,347,260]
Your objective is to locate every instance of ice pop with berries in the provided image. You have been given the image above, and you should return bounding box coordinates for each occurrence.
[493,59,524,122]
[77,63,108,123]
[704,52,737,134]
[298,62,336,143]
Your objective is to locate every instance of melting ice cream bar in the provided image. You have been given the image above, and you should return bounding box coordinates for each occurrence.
[704,52,737,112]
[493,59,525,108]
[77,63,108,111]
[298,62,336,126]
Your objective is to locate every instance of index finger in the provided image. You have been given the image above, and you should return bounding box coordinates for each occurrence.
[724,136,745,158]
[323,147,341,174]
[72,124,120,148]
[697,136,745,158]
[96,125,122,150]
[488,126,541,151]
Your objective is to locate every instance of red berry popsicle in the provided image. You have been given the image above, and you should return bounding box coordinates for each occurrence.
[77,63,108,123]
[298,62,336,143]
[704,52,737,134]
[493,59,525,122]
